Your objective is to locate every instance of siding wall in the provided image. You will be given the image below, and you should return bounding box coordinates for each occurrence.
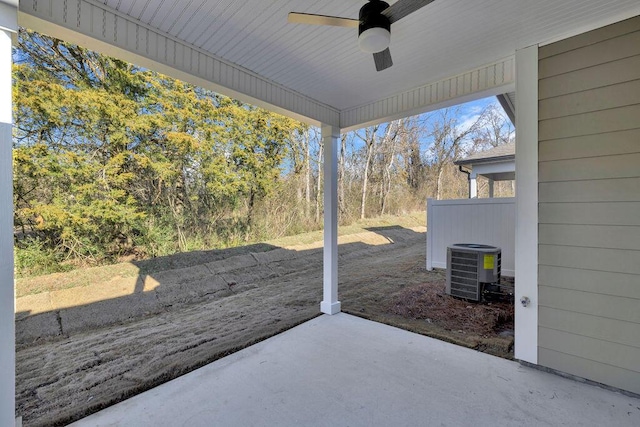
[538,15,640,394]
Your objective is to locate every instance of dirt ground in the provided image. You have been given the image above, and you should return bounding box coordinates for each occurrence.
[15,221,514,426]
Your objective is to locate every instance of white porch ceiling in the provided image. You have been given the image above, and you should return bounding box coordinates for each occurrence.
[17,0,640,129]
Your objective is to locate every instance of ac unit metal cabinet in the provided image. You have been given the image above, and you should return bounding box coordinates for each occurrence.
[446,243,501,301]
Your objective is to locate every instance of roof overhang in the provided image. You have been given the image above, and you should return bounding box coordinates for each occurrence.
[496,92,516,125]
[16,0,640,131]
[455,155,515,167]
[468,161,516,181]
[456,142,516,181]
[457,158,516,181]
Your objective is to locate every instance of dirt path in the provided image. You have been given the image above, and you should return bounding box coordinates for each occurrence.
[16,226,513,426]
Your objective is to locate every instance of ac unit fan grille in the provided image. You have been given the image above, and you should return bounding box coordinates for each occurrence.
[449,250,480,300]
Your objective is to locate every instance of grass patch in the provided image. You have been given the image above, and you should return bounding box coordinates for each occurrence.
[15,211,426,297]
[268,211,425,248]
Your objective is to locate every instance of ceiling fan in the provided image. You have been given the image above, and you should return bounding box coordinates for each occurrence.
[288,0,436,72]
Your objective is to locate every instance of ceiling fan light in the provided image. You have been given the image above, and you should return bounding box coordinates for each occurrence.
[358,27,390,53]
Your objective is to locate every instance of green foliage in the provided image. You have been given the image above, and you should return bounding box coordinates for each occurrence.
[14,237,73,277]
[134,217,178,258]
[12,29,512,277]
[13,29,305,271]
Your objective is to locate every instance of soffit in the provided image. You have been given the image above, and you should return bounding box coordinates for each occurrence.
[18,0,640,126]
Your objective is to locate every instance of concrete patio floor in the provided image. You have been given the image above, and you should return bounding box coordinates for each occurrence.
[70,313,640,427]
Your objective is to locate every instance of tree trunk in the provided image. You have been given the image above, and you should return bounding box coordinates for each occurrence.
[436,166,444,201]
[247,189,255,227]
[381,153,394,215]
[360,144,373,220]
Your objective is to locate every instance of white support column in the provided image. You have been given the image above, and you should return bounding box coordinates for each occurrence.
[469,173,478,199]
[0,3,17,425]
[426,199,434,271]
[514,45,539,364]
[488,179,495,198]
[320,124,341,315]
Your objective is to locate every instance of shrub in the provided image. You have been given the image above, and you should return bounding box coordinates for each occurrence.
[14,237,72,277]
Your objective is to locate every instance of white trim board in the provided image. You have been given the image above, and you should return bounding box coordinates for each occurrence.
[514,45,539,365]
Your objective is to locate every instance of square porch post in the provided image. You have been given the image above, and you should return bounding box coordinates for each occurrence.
[320,124,340,315]
[469,172,478,198]
[0,2,17,425]
[514,45,539,364]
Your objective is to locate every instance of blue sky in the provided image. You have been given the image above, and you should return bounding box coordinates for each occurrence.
[348,95,510,145]
[457,97,501,128]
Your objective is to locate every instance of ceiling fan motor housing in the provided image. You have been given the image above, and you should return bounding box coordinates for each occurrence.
[358,0,391,53]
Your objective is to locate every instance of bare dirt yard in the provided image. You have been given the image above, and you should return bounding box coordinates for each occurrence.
[15,214,514,426]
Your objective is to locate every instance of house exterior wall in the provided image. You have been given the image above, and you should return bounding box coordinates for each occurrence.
[537,15,640,394]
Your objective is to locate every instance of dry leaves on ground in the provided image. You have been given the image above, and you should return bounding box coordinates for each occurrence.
[388,280,513,336]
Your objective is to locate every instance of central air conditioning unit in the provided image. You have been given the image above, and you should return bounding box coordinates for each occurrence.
[446,243,501,302]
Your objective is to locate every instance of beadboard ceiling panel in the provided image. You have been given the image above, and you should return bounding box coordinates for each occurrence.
[19,0,640,128]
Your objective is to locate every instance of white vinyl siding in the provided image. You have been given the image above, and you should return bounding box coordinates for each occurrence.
[426,198,516,276]
[537,15,640,394]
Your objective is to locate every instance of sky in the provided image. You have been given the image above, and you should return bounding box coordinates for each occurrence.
[347,95,511,148]
[457,97,503,130]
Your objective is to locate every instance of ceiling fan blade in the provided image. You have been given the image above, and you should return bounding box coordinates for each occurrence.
[288,12,359,28]
[382,0,437,24]
[373,48,393,72]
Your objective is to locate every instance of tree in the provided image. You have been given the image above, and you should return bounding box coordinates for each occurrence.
[13,36,149,260]
[354,125,379,219]
[13,29,514,274]
[425,108,484,200]
[13,29,304,265]
[227,105,298,228]
[474,103,514,149]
